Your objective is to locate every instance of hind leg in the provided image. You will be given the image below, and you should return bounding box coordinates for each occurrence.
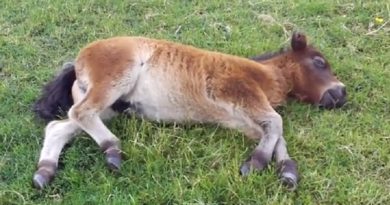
[33,119,79,189]
[68,86,123,172]
[33,108,118,189]
[33,84,118,189]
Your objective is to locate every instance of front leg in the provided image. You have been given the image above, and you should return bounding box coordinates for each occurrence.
[239,112,282,175]
[274,136,299,190]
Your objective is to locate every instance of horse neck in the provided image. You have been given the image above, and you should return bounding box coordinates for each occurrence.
[260,53,297,106]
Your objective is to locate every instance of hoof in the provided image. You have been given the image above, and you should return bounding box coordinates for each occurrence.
[280,172,298,191]
[32,160,56,189]
[33,172,50,190]
[239,163,251,176]
[239,150,270,176]
[101,141,122,172]
[105,148,121,171]
[277,159,299,191]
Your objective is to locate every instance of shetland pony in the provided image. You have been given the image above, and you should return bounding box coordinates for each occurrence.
[32,32,346,190]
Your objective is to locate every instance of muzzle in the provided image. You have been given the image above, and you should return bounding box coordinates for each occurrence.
[319,85,347,109]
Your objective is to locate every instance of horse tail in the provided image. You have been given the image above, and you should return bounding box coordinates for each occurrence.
[33,62,76,122]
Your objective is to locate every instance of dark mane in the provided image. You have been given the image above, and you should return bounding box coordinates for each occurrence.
[250,47,289,62]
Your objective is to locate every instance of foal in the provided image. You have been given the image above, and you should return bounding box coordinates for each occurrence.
[33,32,347,190]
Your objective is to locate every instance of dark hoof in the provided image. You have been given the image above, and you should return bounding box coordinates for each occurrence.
[105,149,121,171]
[32,160,57,189]
[280,173,298,191]
[239,150,270,176]
[101,141,122,172]
[33,172,50,189]
[239,163,252,176]
[277,159,299,191]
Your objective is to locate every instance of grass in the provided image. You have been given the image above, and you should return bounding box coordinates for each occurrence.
[0,0,389,204]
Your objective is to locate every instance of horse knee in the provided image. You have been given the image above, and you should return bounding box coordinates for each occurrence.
[272,113,283,128]
[68,103,95,123]
[68,106,81,122]
[262,112,283,136]
[45,120,69,137]
[44,120,79,140]
[45,120,62,133]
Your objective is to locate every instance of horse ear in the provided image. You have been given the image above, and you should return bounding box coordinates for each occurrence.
[291,32,307,51]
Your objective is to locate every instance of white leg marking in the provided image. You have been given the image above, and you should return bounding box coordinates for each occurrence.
[274,136,291,162]
[33,119,80,189]
[38,119,79,164]
[255,112,283,159]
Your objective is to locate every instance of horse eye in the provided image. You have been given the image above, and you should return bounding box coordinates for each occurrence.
[313,56,326,69]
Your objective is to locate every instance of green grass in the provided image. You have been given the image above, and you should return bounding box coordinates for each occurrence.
[1,0,389,204]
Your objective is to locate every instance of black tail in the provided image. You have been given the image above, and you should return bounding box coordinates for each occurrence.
[33,62,76,122]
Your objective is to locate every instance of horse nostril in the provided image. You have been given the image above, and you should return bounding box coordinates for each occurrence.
[332,85,346,98]
[341,86,347,96]
[332,85,347,107]
[319,85,347,109]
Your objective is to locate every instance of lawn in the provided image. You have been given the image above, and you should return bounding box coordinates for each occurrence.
[0,0,389,204]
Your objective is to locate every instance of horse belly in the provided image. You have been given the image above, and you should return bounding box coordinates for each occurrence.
[126,74,190,122]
